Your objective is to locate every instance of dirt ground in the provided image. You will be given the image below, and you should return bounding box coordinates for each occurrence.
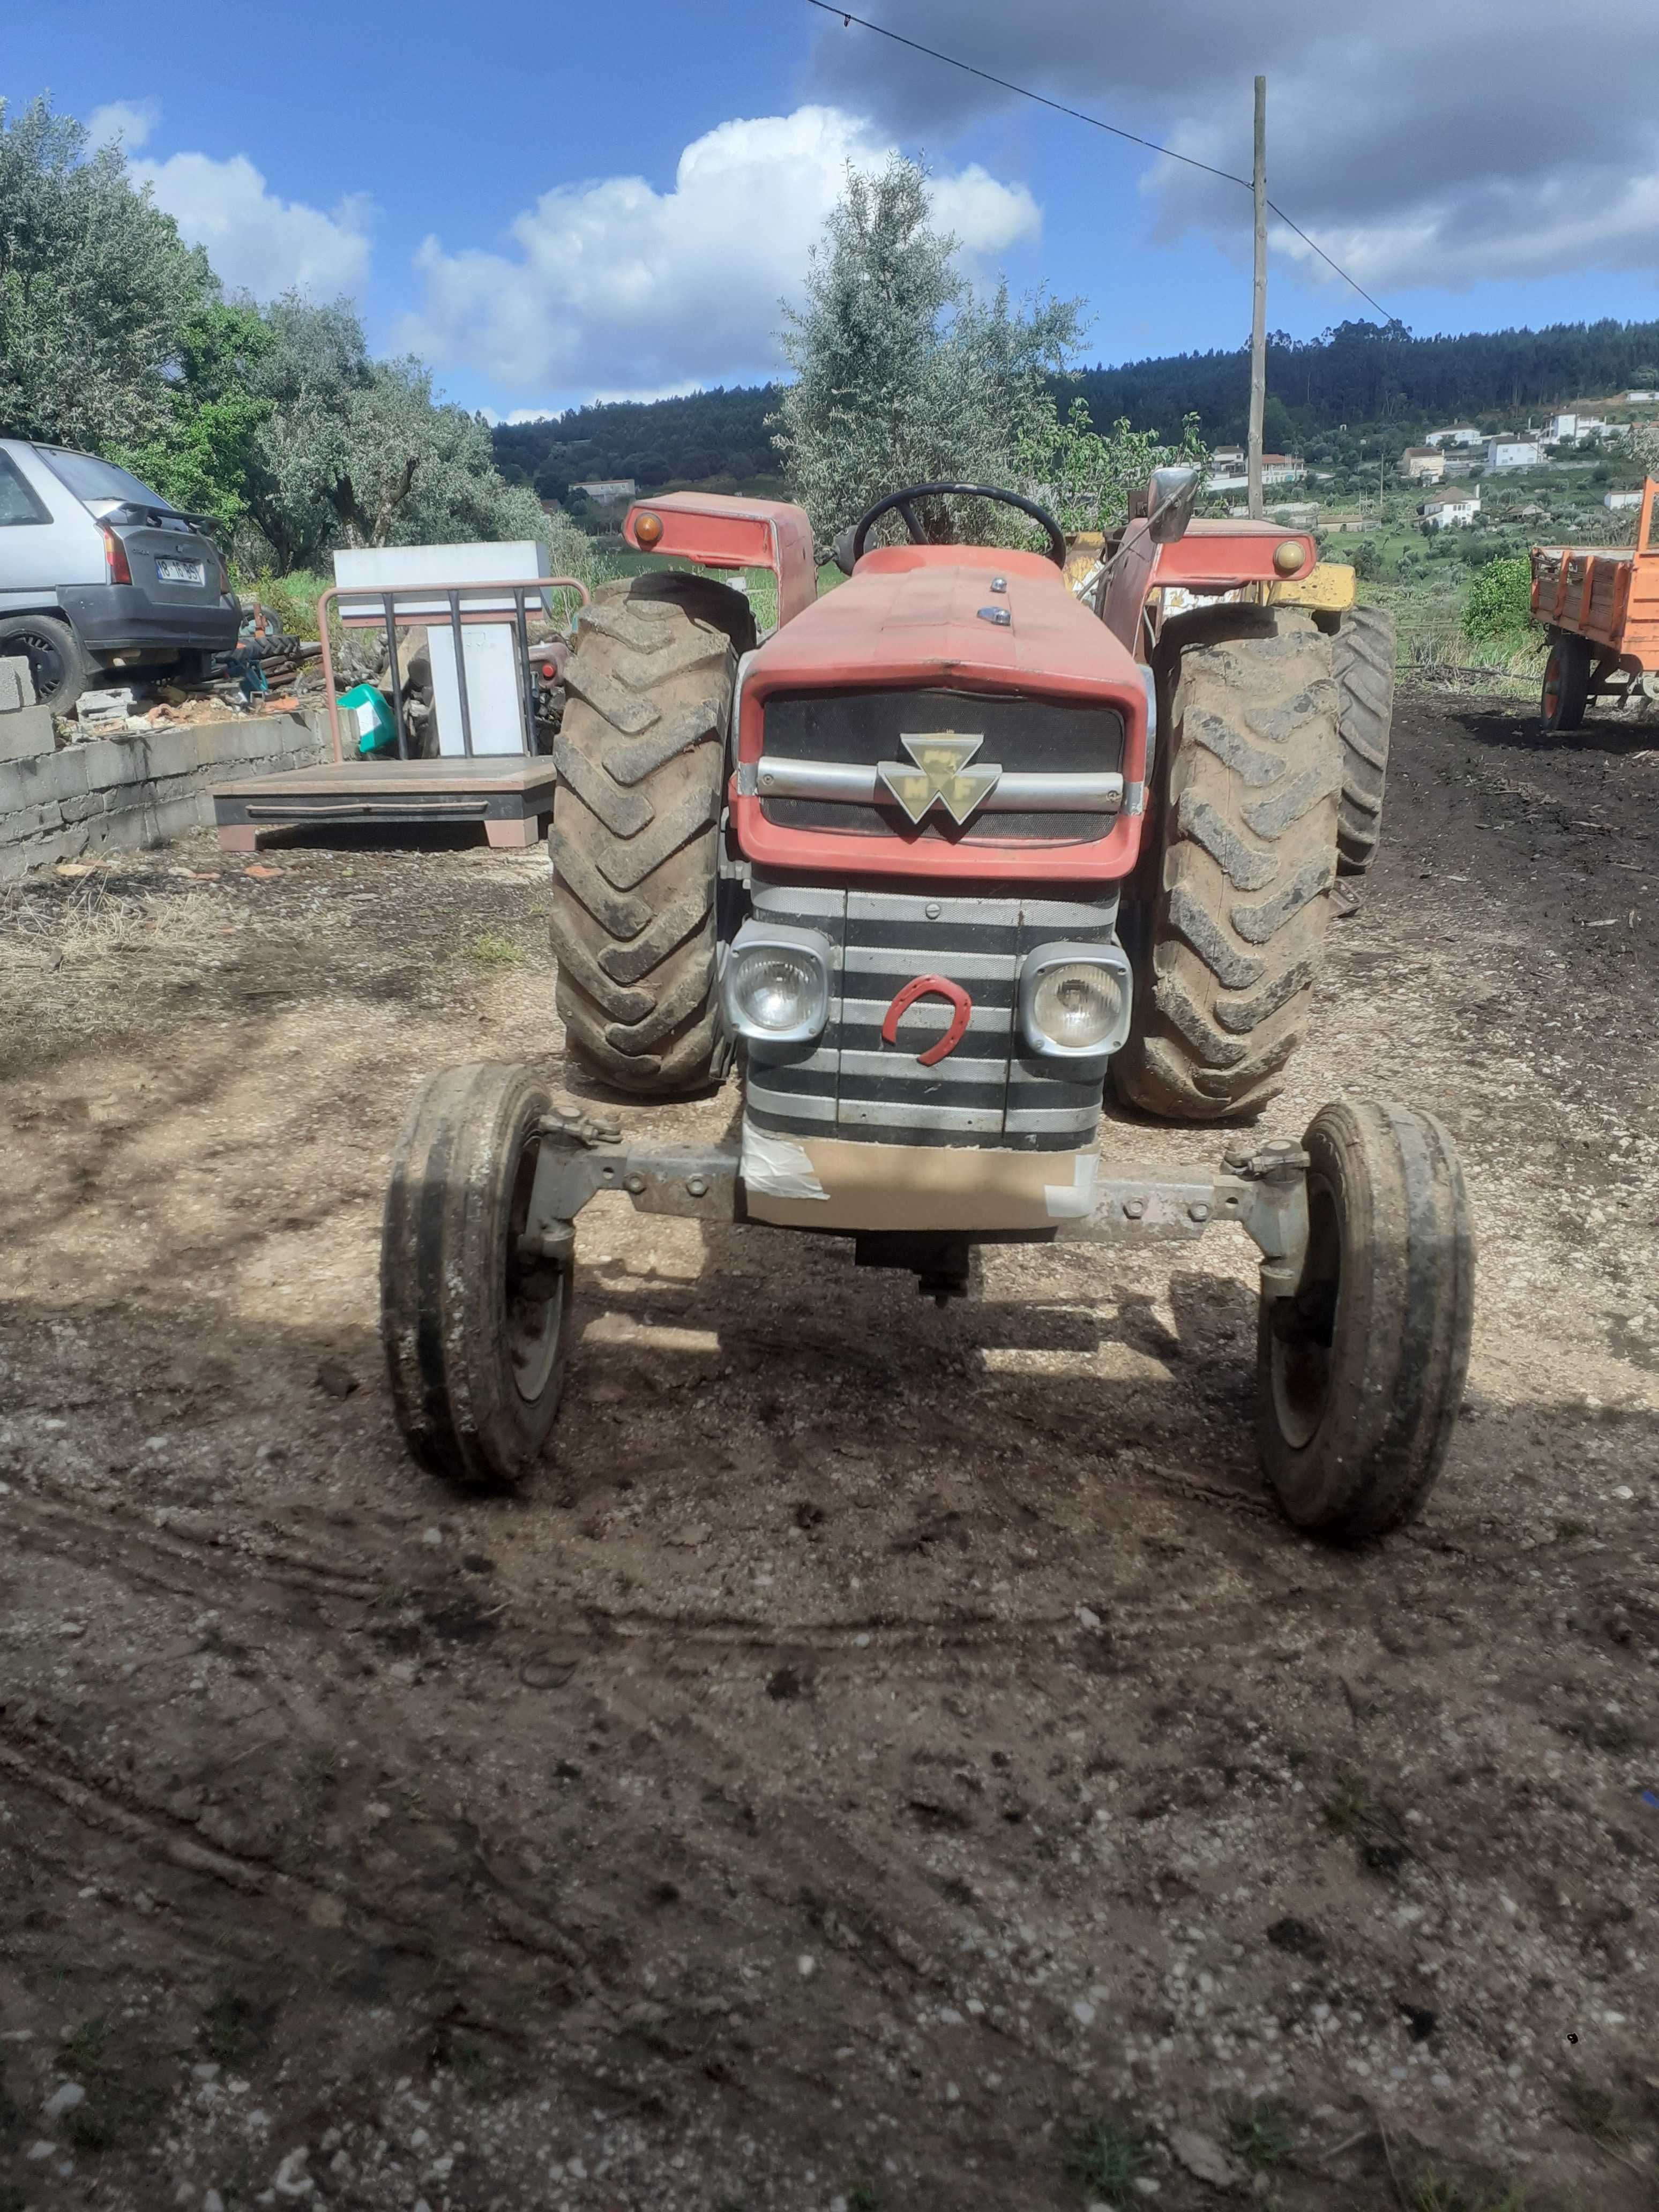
[1,686,1657,2212]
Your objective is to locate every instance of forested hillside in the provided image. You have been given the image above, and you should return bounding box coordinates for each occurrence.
[492,317,1659,493]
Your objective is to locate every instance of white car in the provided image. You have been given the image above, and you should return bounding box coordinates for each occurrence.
[0,438,240,711]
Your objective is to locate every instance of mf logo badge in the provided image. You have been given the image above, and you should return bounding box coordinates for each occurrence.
[881,974,973,1066]
[876,733,1001,827]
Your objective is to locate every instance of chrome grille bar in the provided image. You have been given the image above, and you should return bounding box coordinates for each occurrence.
[739,758,1123,812]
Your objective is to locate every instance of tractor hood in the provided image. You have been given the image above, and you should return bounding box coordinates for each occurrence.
[746,543,1142,699]
[733,544,1152,886]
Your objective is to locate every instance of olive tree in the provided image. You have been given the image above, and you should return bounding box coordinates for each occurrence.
[0,95,210,451]
[771,154,1085,547]
[242,297,596,581]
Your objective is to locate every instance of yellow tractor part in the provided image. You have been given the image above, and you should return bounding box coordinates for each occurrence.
[1268,561,1356,612]
[1063,532,1104,592]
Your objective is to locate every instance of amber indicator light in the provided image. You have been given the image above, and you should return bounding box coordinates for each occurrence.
[633,511,664,548]
[1273,540,1305,576]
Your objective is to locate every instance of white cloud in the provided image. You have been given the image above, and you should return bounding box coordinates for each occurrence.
[399,104,1041,402]
[87,99,159,152]
[809,1,1659,300]
[131,150,372,299]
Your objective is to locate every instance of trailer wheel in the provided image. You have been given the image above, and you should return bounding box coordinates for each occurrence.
[1114,605,1342,1122]
[380,1062,573,1488]
[1258,1100,1474,1541]
[1541,635,1590,734]
[549,573,752,1095]
[1329,603,1395,876]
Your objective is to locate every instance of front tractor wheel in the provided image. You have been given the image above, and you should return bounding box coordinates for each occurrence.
[1541,634,1590,734]
[549,573,752,1096]
[1114,606,1342,1122]
[1257,1100,1474,1541]
[380,1062,574,1488]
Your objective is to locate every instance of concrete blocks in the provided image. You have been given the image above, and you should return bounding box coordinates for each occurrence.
[0,709,328,883]
[0,704,54,764]
[0,655,36,711]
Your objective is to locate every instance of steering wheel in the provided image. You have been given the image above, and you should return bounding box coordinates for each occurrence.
[849,482,1067,568]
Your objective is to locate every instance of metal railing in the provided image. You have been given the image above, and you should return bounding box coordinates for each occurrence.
[315,576,591,766]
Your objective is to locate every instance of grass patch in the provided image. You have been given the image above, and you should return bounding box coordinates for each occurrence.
[1225,2097,1295,2170]
[847,2185,879,2212]
[56,2018,106,2076]
[200,1990,270,2068]
[1067,2118,1146,2203]
[1554,1518,1590,1543]
[49,2015,162,2156]
[465,930,524,967]
[0,2072,23,2153]
[63,2104,118,2154]
[442,2035,496,2097]
[1321,1771,1370,1836]
[1411,2175,1529,2212]
[1561,2068,1628,2146]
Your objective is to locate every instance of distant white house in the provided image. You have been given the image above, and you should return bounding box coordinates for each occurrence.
[1486,436,1541,470]
[572,477,638,505]
[1426,425,1482,447]
[1625,390,1657,403]
[1402,446,1445,482]
[1420,489,1482,528]
[1543,412,1607,444]
[1604,489,1644,511]
[1204,451,1304,495]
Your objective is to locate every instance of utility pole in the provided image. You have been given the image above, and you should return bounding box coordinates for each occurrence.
[1247,74,1267,521]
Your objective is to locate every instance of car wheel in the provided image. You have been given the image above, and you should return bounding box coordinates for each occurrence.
[0,613,89,714]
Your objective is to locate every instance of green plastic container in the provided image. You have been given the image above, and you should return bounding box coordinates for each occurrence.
[338,682,398,757]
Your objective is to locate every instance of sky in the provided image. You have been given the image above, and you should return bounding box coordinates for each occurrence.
[12,0,1659,421]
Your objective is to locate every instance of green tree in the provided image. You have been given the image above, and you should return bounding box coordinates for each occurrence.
[1463,556,1535,644]
[1016,392,1206,536]
[0,94,211,451]
[114,300,275,527]
[241,295,595,581]
[771,153,1084,545]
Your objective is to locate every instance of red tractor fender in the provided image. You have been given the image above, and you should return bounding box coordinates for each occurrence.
[623,492,817,626]
[1098,517,1318,658]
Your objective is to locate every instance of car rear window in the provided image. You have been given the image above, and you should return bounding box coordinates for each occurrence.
[0,453,49,525]
[36,446,171,510]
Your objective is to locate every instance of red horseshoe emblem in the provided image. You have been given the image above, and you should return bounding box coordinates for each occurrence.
[881,973,973,1066]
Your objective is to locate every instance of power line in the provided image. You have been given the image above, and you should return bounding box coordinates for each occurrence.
[804,0,1396,323]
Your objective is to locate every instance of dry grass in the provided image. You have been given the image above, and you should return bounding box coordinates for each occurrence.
[0,871,226,1049]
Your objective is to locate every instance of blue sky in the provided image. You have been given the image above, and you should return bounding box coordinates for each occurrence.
[13,0,1659,419]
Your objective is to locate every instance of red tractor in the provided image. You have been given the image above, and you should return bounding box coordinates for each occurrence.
[381,479,1472,1540]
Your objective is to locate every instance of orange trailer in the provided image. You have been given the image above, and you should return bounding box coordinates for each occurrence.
[1530,476,1659,730]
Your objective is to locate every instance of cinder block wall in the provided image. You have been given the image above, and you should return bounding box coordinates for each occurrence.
[0,712,329,883]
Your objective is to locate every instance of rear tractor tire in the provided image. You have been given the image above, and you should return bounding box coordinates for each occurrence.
[1258,1100,1474,1541]
[380,1062,573,1488]
[1114,605,1342,1123]
[1329,602,1395,876]
[549,573,753,1095]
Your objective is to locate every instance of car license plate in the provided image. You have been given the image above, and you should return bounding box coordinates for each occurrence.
[156,557,205,585]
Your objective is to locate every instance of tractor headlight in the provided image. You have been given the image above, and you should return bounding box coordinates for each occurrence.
[722,922,832,1047]
[1019,942,1132,1060]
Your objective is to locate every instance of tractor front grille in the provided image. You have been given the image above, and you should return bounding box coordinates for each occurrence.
[741,875,1117,1152]
[758,687,1125,845]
